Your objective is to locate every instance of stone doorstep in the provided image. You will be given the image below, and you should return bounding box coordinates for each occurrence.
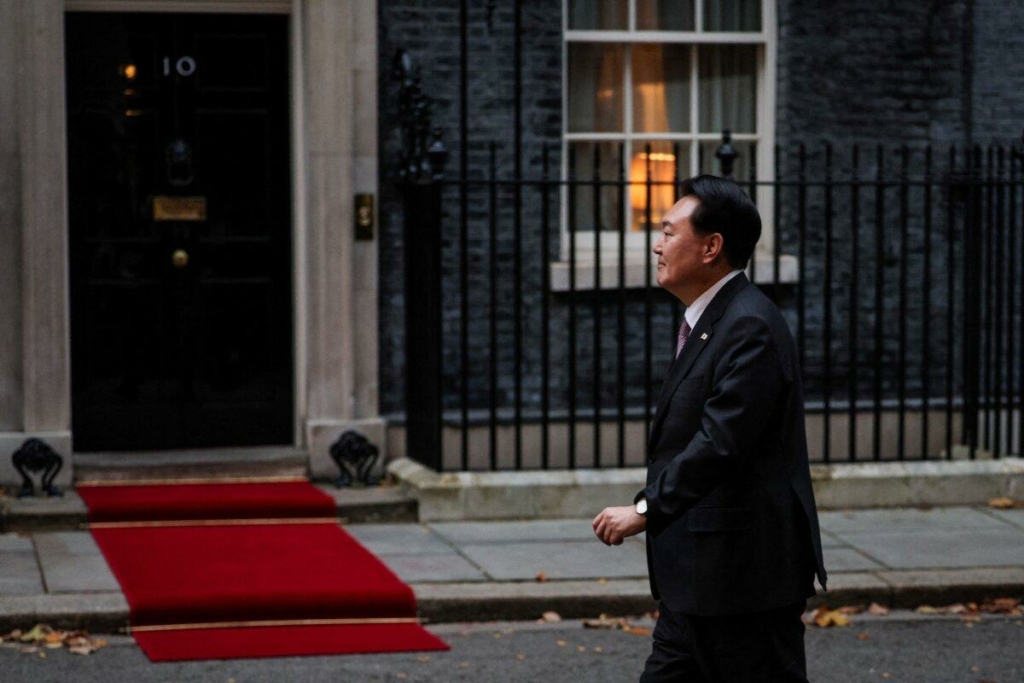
[0,485,418,532]
[388,457,1024,521]
[72,447,309,483]
[3,572,1024,633]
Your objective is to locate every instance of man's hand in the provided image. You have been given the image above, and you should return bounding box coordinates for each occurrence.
[592,506,646,546]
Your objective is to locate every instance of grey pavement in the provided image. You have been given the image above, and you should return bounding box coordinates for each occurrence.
[1,505,1024,631]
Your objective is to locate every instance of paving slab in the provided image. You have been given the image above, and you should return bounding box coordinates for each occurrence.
[429,519,597,545]
[379,553,489,583]
[315,485,418,523]
[983,507,1024,530]
[822,572,891,592]
[878,567,1024,589]
[413,579,657,622]
[819,507,1006,534]
[0,535,45,595]
[33,532,119,593]
[459,540,648,581]
[819,530,847,548]
[0,533,34,552]
[0,592,128,632]
[821,546,886,572]
[836,529,1024,569]
[1,492,88,532]
[879,567,1024,607]
[810,572,892,608]
[345,523,454,555]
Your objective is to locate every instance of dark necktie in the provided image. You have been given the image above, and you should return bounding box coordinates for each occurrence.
[675,319,692,359]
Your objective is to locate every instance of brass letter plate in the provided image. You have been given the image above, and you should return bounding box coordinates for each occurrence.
[153,196,207,222]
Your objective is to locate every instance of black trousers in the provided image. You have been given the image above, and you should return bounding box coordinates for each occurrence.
[639,600,808,683]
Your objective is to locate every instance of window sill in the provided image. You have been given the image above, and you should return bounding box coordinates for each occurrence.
[548,253,799,292]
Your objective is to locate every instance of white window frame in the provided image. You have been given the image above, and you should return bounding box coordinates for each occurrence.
[556,0,781,287]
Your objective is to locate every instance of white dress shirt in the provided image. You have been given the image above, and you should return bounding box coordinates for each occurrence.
[684,269,744,330]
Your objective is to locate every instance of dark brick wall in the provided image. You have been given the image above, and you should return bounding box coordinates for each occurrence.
[776,0,970,149]
[378,0,1023,428]
[379,0,568,416]
[972,0,1024,145]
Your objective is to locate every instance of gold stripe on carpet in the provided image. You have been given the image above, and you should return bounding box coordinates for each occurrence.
[87,517,341,530]
[76,476,310,487]
[127,617,423,634]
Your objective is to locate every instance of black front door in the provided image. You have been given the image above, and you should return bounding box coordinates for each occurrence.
[66,13,293,451]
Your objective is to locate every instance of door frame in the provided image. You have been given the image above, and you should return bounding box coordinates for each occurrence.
[66,0,304,449]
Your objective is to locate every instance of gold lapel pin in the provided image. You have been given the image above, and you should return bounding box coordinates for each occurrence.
[700,333,708,340]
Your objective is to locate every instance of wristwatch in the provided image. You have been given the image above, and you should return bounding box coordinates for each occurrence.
[635,498,648,516]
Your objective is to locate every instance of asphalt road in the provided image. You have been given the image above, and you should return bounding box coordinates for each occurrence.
[2,612,1021,682]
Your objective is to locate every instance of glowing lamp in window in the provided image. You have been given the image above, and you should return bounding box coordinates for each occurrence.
[630,143,684,232]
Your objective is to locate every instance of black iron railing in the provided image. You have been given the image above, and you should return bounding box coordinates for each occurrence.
[399,131,1024,472]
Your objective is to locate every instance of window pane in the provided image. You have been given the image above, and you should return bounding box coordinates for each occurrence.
[631,141,690,232]
[568,44,625,133]
[568,0,627,30]
[633,44,690,132]
[703,0,761,31]
[698,44,757,134]
[569,141,622,232]
[637,0,695,31]
[698,140,755,184]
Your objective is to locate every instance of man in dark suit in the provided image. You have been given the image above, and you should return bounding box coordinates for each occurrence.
[592,175,828,682]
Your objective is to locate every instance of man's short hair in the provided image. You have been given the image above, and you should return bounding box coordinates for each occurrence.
[679,175,762,270]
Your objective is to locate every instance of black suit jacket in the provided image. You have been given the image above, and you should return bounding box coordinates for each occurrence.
[639,272,828,616]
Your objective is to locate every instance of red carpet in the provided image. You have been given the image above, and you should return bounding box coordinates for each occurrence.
[81,480,448,661]
[79,480,335,522]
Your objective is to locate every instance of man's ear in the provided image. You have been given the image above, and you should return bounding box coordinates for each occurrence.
[703,233,725,264]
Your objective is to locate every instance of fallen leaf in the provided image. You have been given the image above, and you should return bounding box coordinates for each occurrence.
[810,607,851,628]
[555,640,568,647]
[856,632,872,641]
[597,578,608,584]
[541,611,562,623]
[583,615,619,630]
[916,606,941,614]
[20,625,51,643]
[624,626,652,637]
[69,645,96,656]
[868,603,890,616]
[516,653,526,660]
[415,655,432,663]
[988,497,1015,509]
[981,598,1020,614]
[593,646,603,653]
[837,605,865,615]
[577,645,586,652]
[536,571,548,583]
